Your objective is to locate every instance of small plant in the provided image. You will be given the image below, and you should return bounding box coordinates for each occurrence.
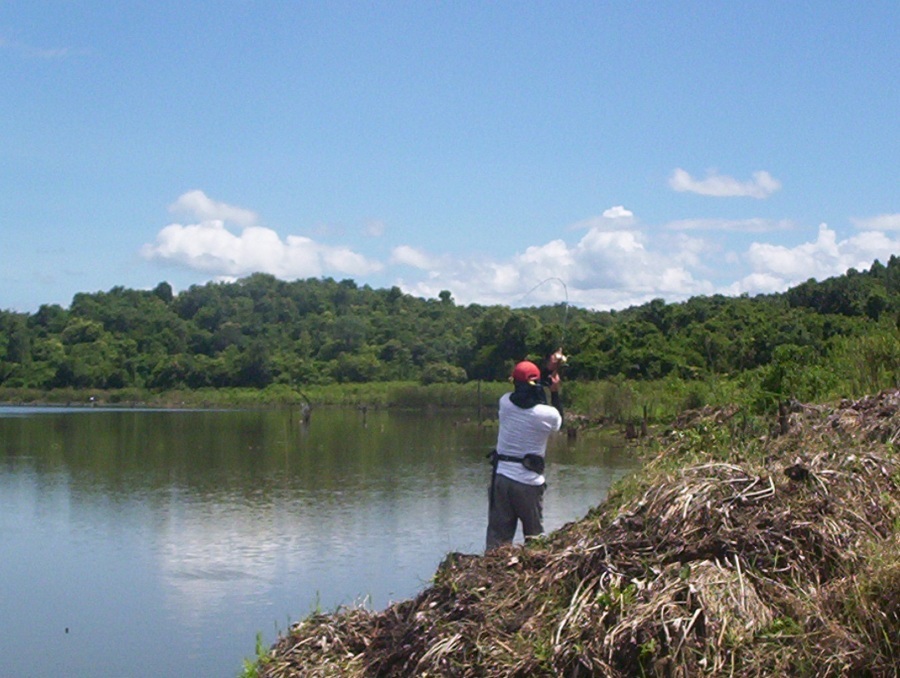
[760,616,803,638]
[597,583,638,613]
[639,636,657,659]
[238,632,270,678]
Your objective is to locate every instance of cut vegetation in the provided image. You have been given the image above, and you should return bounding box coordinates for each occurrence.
[253,390,900,677]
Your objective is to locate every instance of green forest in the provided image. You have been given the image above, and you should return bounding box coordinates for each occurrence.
[3,256,900,418]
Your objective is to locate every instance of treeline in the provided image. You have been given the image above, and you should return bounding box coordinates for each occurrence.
[2,257,900,409]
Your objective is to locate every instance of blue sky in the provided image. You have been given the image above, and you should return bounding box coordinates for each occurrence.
[2,1,899,313]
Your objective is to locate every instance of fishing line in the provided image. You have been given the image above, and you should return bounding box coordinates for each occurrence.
[517,277,569,348]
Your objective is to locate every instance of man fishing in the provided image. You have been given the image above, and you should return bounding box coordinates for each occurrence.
[486,350,565,551]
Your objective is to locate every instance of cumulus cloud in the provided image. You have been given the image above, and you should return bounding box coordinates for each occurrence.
[393,213,900,312]
[569,205,636,231]
[669,168,781,198]
[144,191,900,313]
[729,223,900,296]
[851,213,900,230]
[169,190,259,228]
[143,221,382,278]
[395,216,716,310]
[602,205,634,219]
[143,192,382,279]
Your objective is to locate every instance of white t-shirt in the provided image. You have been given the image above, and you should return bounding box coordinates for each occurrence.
[495,392,562,486]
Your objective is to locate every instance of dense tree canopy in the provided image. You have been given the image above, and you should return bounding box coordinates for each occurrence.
[2,258,900,396]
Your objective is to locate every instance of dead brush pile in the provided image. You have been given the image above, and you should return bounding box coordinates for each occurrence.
[259,390,900,677]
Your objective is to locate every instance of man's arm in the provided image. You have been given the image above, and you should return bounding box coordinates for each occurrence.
[549,389,563,420]
[545,352,563,420]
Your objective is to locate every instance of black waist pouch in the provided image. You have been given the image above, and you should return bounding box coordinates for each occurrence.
[521,453,545,474]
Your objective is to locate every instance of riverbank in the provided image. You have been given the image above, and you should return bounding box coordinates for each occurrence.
[0,377,737,429]
[250,390,900,677]
[0,381,512,411]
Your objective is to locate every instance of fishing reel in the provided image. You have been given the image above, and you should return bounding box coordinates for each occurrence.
[540,350,567,388]
[548,349,567,371]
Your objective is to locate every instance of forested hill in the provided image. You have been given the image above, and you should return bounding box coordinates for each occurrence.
[2,257,900,400]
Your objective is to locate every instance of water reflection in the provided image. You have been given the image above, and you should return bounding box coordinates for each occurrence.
[0,406,638,677]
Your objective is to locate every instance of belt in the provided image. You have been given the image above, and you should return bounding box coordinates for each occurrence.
[487,450,542,507]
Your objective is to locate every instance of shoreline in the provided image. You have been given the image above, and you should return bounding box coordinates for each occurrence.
[249,390,900,677]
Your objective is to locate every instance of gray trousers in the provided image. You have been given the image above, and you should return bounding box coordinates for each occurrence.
[485,474,545,551]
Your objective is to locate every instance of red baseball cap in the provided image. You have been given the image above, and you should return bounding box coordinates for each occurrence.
[512,361,541,384]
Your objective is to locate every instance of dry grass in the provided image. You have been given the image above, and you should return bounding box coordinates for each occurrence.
[257,390,900,677]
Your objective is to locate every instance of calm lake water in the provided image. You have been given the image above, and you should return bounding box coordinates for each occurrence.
[0,405,638,677]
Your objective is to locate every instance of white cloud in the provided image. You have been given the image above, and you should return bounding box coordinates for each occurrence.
[169,190,259,228]
[570,205,635,230]
[390,245,439,270]
[364,219,386,237]
[145,193,900,314]
[851,213,900,230]
[730,223,900,295]
[519,239,574,270]
[0,35,78,59]
[602,205,633,219]
[142,220,382,278]
[666,217,793,233]
[395,216,715,310]
[392,212,900,312]
[722,272,785,296]
[669,168,781,198]
[145,191,383,280]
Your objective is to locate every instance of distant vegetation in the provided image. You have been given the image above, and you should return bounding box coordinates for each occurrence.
[2,257,900,419]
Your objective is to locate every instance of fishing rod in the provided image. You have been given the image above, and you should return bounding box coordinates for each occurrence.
[517,276,570,365]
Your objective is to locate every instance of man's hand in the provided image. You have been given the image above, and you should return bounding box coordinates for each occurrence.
[546,349,565,375]
[547,371,561,393]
